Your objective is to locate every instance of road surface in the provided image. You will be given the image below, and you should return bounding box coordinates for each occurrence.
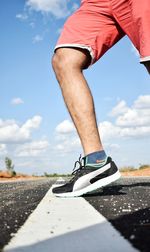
[0,177,149,251]
[0,179,54,251]
[84,177,150,252]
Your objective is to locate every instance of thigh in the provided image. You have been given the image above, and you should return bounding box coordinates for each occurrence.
[112,0,150,63]
[54,0,125,67]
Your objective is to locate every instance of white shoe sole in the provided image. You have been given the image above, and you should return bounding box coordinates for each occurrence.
[53,170,121,198]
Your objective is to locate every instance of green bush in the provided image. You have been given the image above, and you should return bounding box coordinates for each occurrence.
[43,172,71,177]
[120,166,136,172]
[139,164,150,170]
[5,157,16,177]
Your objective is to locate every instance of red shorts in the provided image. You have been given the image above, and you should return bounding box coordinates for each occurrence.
[55,0,150,66]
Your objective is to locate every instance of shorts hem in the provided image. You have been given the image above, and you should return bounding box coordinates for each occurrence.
[140,56,150,63]
[54,44,95,65]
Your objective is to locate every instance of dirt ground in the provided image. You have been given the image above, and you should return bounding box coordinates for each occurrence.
[121,167,150,177]
[0,171,44,182]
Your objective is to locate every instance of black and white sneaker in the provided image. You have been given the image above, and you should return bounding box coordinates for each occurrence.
[52,156,121,197]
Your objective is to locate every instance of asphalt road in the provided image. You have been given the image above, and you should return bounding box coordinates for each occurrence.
[84,177,150,252]
[0,177,150,252]
[0,179,54,251]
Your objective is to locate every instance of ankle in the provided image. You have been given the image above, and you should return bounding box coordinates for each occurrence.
[84,150,107,166]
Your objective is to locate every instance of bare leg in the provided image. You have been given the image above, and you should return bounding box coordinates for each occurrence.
[52,48,104,156]
[143,61,150,74]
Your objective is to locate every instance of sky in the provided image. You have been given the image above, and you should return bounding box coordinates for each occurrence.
[0,0,150,175]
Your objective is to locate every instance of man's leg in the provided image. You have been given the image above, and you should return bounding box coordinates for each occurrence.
[143,62,150,74]
[52,47,104,156]
[52,47,120,197]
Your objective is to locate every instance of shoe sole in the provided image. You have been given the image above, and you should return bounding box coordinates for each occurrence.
[53,170,121,198]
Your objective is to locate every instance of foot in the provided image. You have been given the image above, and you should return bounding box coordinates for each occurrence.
[52,156,121,197]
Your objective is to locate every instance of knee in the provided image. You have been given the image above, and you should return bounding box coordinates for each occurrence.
[52,49,76,75]
[52,48,91,75]
[51,50,65,74]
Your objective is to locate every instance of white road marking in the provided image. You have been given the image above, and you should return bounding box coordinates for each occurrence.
[4,182,138,252]
[55,177,65,183]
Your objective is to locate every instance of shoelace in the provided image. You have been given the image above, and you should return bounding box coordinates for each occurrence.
[72,154,84,176]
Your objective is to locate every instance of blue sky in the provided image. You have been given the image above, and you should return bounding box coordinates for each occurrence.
[0,0,150,175]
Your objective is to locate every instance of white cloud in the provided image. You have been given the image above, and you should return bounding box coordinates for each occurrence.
[16,140,49,157]
[100,95,150,140]
[100,121,150,139]
[11,97,24,105]
[55,120,75,134]
[0,144,7,156]
[116,108,150,127]
[133,95,150,109]
[109,100,129,117]
[116,95,150,127]
[0,116,42,143]
[54,119,81,155]
[16,13,28,21]
[32,34,43,43]
[21,115,42,131]
[104,143,120,152]
[54,136,81,154]
[26,0,70,18]
[99,121,120,141]
[55,94,150,156]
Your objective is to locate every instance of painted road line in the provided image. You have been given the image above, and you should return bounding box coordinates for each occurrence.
[4,183,138,252]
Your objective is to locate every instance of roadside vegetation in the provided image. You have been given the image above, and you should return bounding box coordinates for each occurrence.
[5,157,16,177]
[43,172,71,178]
[0,157,39,179]
[120,164,150,172]
[138,164,150,170]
